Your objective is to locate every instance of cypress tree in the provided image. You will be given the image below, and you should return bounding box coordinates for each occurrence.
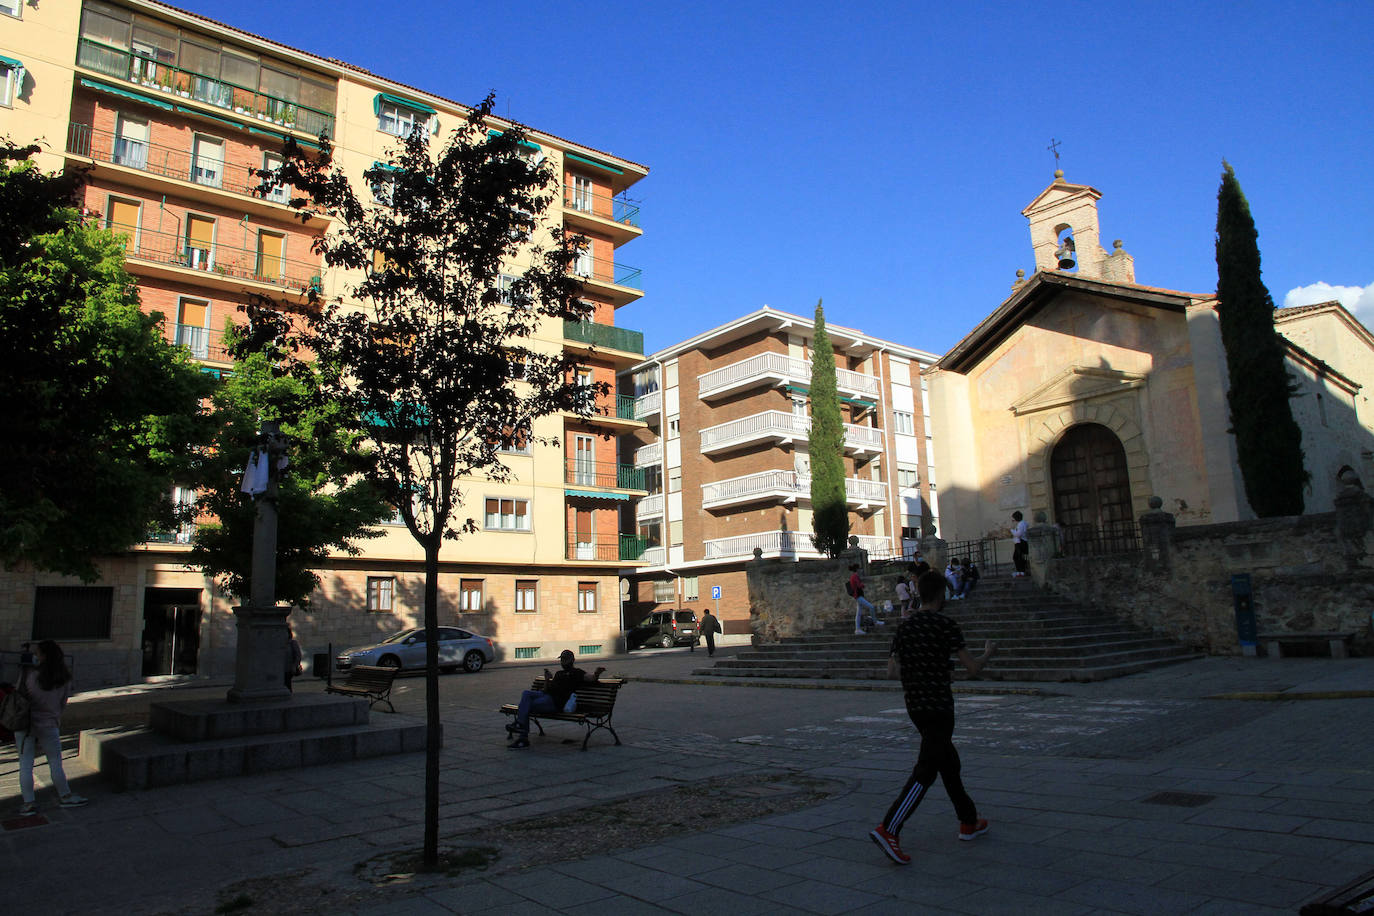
[808,300,850,556]
[1215,161,1306,516]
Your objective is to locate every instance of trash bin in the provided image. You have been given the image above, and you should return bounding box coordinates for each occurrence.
[312,652,330,678]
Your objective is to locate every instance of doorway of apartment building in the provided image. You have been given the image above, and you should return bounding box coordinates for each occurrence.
[141,588,203,677]
[1050,422,1134,553]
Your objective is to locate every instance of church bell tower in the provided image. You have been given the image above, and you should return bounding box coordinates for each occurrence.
[1022,170,1135,283]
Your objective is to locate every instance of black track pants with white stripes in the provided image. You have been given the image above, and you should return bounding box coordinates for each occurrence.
[881,710,978,834]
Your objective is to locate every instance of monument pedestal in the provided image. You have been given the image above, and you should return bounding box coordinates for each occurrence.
[226,603,292,703]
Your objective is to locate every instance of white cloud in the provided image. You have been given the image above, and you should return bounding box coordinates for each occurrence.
[1283,281,1374,326]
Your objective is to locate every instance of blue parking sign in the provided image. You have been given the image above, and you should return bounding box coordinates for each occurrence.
[711,586,722,600]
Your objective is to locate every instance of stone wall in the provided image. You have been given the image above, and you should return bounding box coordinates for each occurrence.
[1040,502,1374,655]
[745,549,909,643]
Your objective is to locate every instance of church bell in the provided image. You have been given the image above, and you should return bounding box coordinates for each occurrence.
[1055,236,1076,270]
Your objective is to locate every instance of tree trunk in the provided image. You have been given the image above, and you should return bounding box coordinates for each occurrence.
[422,537,441,868]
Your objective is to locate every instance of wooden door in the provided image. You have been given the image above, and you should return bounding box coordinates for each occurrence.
[1051,423,1134,550]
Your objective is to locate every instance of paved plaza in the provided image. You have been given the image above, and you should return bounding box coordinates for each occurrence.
[2,647,1372,915]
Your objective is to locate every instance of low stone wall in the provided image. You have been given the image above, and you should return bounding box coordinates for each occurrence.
[1042,509,1374,655]
[745,550,909,643]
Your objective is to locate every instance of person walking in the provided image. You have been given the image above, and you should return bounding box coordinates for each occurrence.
[14,640,88,815]
[848,564,878,634]
[699,608,722,656]
[285,626,304,692]
[1011,510,1029,577]
[870,571,994,864]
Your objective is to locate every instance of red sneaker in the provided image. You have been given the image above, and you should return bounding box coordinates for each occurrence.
[958,818,989,841]
[869,825,911,864]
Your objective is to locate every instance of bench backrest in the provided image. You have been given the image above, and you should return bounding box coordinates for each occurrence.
[530,676,623,714]
[347,665,399,689]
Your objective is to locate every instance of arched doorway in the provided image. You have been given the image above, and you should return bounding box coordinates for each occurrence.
[1050,423,1135,553]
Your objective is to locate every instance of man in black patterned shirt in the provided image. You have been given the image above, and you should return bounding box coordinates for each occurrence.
[870,571,995,864]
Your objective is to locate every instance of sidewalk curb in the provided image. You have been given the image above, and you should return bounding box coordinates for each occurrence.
[1206,690,1374,701]
[627,674,1055,697]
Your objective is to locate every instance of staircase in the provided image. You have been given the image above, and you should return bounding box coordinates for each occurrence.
[696,578,1201,683]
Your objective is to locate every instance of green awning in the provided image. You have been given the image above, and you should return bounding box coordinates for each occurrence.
[0,54,22,69]
[374,91,436,116]
[782,383,876,408]
[487,129,542,153]
[565,488,630,501]
[78,78,175,111]
[175,105,239,128]
[566,151,622,175]
[247,125,320,150]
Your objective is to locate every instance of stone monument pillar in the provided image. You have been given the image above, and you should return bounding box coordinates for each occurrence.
[228,421,292,703]
[1333,470,1373,570]
[1139,496,1177,573]
[1026,511,1059,587]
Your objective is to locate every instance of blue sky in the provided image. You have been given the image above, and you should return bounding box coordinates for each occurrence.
[179,0,1374,356]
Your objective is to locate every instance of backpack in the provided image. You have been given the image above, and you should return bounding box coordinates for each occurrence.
[844,580,855,597]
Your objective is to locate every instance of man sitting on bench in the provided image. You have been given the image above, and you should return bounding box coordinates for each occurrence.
[508,649,605,749]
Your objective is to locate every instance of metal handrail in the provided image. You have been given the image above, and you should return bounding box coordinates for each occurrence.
[697,351,879,399]
[75,37,335,137]
[565,459,646,490]
[562,184,642,228]
[571,254,642,291]
[562,319,644,355]
[104,223,320,292]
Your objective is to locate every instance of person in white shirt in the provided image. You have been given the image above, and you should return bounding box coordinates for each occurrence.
[1011,511,1029,577]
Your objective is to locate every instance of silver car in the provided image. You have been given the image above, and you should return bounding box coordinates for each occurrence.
[335,626,495,674]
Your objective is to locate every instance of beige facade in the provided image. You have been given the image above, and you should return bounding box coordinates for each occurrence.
[0,0,650,686]
[929,173,1374,544]
[619,309,939,631]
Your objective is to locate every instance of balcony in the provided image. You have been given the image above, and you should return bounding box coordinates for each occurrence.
[635,493,664,520]
[572,254,642,307]
[702,530,891,561]
[562,319,644,359]
[641,545,666,566]
[106,225,320,297]
[565,459,646,492]
[173,323,232,362]
[632,391,661,422]
[75,38,335,138]
[633,442,661,467]
[697,351,881,401]
[566,533,648,562]
[698,410,884,456]
[563,184,643,246]
[66,123,299,213]
[701,470,888,510]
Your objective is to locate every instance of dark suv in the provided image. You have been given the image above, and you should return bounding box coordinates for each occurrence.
[627,610,698,650]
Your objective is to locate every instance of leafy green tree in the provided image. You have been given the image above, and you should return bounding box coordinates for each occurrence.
[0,142,212,580]
[1215,161,1306,516]
[808,300,850,557]
[265,95,599,867]
[186,304,392,606]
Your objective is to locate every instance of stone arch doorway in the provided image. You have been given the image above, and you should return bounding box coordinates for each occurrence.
[1050,423,1135,552]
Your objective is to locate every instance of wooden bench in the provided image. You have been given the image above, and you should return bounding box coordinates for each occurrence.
[1259,632,1355,660]
[500,676,624,750]
[325,664,400,712]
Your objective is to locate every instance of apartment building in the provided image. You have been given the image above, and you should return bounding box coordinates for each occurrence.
[619,308,940,633]
[0,0,649,686]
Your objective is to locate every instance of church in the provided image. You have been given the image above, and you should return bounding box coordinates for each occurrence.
[927,171,1374,545]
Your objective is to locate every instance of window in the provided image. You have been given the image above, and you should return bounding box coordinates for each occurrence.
[893,411,915,435]
[191,135,224,188]
[682,575,699,601]
[515,580,537,613]
[175,297,210,358]
[667,417,680,439]
[459,579,484,612]
[897,466,920,489]
[33,586,112,640]
[113,115,149,169]
[171,485,196,543]
[643,465,662,495]
[573,244,592,278]
[0,61,16,106]
[669,519,683,546]
[104,196,141,247]
[262,152,290,203]
[577,582,598,613]
[663,361,679,388]
[514,646,540,659]
[256,231,285,280]
[902,512,921,541]
[574,367,595,412]
[653,579,675,603]
[185,215,215,270]
[571,175,594,212]
[366,576,394,612]
[484,497,530,530]
[378,101,427,137]
[791,396,808,417]
[572,508,595,559]
[573,434,596,485]
[0,0,21,19]
[497,428,530,455]
[668,467,681,493]
[370,171,395,206]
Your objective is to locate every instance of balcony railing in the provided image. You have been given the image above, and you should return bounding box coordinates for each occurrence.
[641,545,666,566]
[67,122,293,204]
[632,391,661,420]
[105,224,320,293]
[704,529,820,561]
[76,37,335,137]
[699,410,807,453]
[635,493,664,519]
[562,319,644,356]
[566,460,646,491]
[563,184,641,228]
[633,442,661,467]
[701,470,888,508]
[173,323,232,362]
[572,254,642,292]
[697,352,880,401]
[565,533,647,562]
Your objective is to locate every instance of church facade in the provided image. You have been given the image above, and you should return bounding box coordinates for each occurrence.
[927,172,1374,545]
